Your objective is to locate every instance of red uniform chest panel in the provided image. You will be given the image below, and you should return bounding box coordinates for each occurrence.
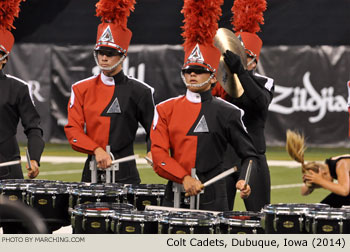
[80,79,114,148]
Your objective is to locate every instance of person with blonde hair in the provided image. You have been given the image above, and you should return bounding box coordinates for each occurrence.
[286,130,350,208]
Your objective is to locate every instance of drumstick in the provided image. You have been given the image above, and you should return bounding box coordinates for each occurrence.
[111,154,139,165]
[0,160,21,168]
[243,160,253,190]
[25,148,32,170]
[184,166,237,197]
[144,156,153,167]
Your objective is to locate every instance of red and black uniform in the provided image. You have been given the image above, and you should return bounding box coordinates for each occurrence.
[212,70,274,211]
[151,89,258,211]
[0,70,44,179]
[321,155,350,208]
[65,70,154,183]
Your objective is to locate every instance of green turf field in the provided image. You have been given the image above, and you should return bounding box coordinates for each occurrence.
[18,143,348,211]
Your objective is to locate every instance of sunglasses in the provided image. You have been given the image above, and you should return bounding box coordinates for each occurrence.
[97,50,120,57]
[182,68,210,75]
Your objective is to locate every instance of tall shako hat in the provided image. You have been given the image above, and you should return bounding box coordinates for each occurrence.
[95,0,135,55]
[181,0,223,75]
[232,0,267,62]
[94,0,136,71]
[0,0,25,62]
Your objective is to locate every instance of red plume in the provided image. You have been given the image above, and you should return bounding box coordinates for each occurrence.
[96,0,136,29]
[0,0,25,31]
[232,0,267,33]
[181,0,224,50]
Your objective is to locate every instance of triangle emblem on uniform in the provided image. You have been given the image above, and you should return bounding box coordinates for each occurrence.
[187,44,204,63]
[194,115,209,133]
[107,97,121,114]
[100,25,114,43]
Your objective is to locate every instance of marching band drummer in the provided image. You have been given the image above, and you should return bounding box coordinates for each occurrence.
[212,0,274,211]
[286,130,350,208]
[64,0,154,184]
[0,0,44,181]
[150,0,258,212]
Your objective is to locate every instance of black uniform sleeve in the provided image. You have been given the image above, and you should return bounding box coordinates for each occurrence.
[238,71,274,110]
[225,109,258,180]
[18,85,45,164]
[137,87,155,153]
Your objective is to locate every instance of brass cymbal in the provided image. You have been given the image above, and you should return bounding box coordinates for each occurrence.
[214,28,247,98]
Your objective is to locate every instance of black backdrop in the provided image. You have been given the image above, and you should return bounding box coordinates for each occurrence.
[12,0,350,46]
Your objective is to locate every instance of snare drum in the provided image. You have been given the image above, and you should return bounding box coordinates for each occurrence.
[69,183,127,210]
[217,211,264,234]
[127,184,166,210]
[26,182,70,230]
[305,208,350,234]
[262,203,330,234]
[111,210,164,234]
[159,211,217,234]
[71,202,135,234]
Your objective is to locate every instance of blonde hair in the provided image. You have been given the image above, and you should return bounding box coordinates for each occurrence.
[286,130,325,188]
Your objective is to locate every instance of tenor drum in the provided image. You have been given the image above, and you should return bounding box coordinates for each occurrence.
[159,211,217,234]
[127,184,166,210]
[71,202,135,234]
[217,211,264,234]
[262,203,330,234]
[26,182,70,230]
[111,210,165,234]
[305,208,350,234]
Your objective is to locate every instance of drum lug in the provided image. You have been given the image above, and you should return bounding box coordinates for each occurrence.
[298,216,303,233]
[133,195,137,209]
[141,222,145,234]
[339,220,343,234]
[22,191,26,203]
[158,223,162,234]
[71,215,75,229]
[105,218,110,232]
[97,197,101,202]
[260,215,266,231]
[273,214,279,232]
[83,217,86,231]
[77,197,81,205]
[117,220,121,234]
[312,220,317,234]
[52,194,56,208]
[157,196,161,206]
[227,225,231,234]
[30,195,34,207]
[168,226,173,234]
[190,226,194,234]
[69,195,73,208]
[252,228,257,234]
[111,220,115,233]
[209,226,214,234]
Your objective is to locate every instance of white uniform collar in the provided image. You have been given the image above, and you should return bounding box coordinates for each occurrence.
[186,89,202,103]
[100,72,115,86]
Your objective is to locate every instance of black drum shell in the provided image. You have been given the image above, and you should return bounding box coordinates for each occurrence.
[262,203,330,234]
[305,208,350,234]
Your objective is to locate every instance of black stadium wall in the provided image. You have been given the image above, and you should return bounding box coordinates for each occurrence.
[6,0,350,147]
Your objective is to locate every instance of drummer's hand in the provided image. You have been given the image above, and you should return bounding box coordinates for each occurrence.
[183,175,203,196]
[94,147,112,169]
[303,170,323,185]
[236,179,251,199]
[223,50,245,75]
[26,160,39,179]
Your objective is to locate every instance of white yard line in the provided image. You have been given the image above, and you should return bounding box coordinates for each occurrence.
[22,156,310,167]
